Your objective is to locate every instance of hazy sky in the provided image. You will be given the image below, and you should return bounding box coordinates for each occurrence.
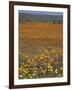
[19,10,63,16]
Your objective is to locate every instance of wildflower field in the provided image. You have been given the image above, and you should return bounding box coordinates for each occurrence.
[19,46,63,79]
[19,22,63,79]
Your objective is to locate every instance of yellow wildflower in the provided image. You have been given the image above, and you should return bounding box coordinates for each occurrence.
[55,69,58,74]
[20,75,23,78]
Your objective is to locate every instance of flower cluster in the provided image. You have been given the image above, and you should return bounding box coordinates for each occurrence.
[19,47,63,79]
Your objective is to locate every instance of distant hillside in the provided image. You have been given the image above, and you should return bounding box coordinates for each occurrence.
[19,11,63,23]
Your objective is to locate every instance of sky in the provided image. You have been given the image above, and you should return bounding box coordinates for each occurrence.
[19,10,63,16]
